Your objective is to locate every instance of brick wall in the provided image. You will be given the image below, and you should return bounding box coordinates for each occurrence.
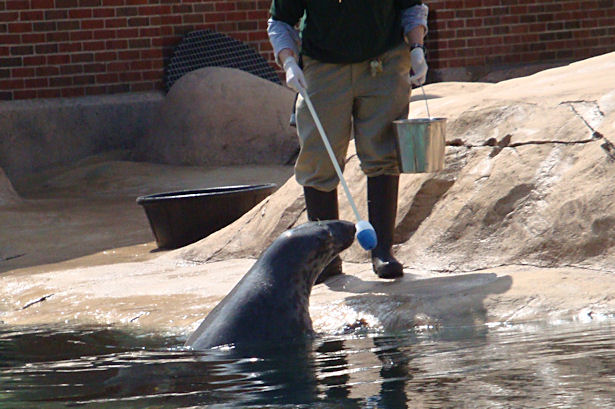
[425,0,615,80]
[0,0,273,100]
[1,0,615,101]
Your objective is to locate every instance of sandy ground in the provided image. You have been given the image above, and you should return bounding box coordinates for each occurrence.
[2,155,615,336]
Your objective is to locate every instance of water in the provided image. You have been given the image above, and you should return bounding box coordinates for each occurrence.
[1,321,615,408]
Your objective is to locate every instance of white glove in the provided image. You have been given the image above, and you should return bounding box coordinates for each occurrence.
[283,56,307,93]
[409,47,428,86]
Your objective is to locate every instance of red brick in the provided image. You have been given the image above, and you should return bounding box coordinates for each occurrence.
[14,90,38,99]
[73,74,96,85]
[96,72,119,82]
[49,76,73,86]
[93,8,115,18]
[38,88,62,98]
[119,71,142,81]
[0,33,20,44]
[61,87,86,97]
[128,38,149,48]
[82,19,105,29]
[215,2,236,11]
[71,53,94,62]
[0,12,19,22]
[102,0,123,6]
[116,6,139,16]
[106,18,128,28]
[93,29,117,39]
[69,9,93,18]
[9,45,33,56]
[20,11,45,20]
[85,85,107,95]
[183,14,204,24]
[172,4,193,13]
[57,20,80,31]
[194,3,215,12]
[48,54,71,64]
[31,0,55,7]
[226,11,248,21]
[79,0,102,6]
[94,51,117,61]
[59,42,83,52]
[12,66,36,76]
[129,60,150,69]
[139,26,160,36]
[118,49,139,59]
[45,31,69,43]
[138,5,165,15]
[204,12,226,22]
[140,48,162,59]
[0,78,25,90]
[106,39,128,48]
[60,64,84,74]
[116,28,139,38]
[83,62,105,72]
[8,22,32,32]
[248,10,268,19]
[237,0,256,10]
[142,70,161,80]
[6,1,29,10]
[24,55,45,65]
[128,16,149,26]
[55,0,79,8]
[70,31,93,41]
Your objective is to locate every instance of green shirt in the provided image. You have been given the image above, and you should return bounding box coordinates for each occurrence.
[270,0,422,63]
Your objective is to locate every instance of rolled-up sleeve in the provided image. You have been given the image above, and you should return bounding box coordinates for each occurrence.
[401,4,429,36]
[267,18,301,65]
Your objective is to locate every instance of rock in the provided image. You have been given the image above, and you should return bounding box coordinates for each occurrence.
[136,67,298,166]
[179,52,615,274]
[0,92,161,180]
[0,167,20,206]
[4,53,615,332]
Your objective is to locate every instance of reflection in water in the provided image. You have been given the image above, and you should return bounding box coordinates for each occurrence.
[1,322,615,408]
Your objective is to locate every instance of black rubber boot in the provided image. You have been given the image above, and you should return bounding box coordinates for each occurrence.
[368,175,404,279]
[304,186,343,284]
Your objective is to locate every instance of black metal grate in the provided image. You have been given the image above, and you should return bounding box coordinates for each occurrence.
[164,30,281,92]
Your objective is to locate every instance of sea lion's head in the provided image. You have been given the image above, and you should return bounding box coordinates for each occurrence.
[264,220,356,287]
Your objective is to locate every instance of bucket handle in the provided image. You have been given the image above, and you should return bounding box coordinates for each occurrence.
[419,85,431,118]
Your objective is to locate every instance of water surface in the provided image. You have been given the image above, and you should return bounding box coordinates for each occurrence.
[1,321,614,408]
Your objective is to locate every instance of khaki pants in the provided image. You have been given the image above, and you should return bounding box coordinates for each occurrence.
[295,43,411,192]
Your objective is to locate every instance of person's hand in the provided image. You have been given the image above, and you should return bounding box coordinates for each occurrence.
[409,47,428,86]
[283,56,307,93]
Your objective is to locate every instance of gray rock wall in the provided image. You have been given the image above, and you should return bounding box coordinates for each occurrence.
[0,92,163,181]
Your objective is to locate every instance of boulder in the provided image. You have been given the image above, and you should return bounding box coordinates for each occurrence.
[136,67,298,166]
[178,52,615,274]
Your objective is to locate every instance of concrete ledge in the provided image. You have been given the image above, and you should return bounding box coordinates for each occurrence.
[0,92,163,181]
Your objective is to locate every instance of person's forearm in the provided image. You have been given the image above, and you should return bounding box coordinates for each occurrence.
[278,48,297,66]
[405,25,426,45]
[401,3,428,45]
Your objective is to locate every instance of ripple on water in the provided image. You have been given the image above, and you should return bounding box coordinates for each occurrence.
[1,321,614,408]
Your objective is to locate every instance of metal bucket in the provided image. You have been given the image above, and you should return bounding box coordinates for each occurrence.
[393,117,446,173]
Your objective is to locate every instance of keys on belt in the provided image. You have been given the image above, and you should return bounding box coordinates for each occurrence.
[369,58,383,77]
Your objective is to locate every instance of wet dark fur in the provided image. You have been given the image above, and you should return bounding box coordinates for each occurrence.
[185,220,356,351]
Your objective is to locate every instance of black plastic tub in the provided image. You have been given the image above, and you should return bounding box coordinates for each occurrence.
[136,183,277,249]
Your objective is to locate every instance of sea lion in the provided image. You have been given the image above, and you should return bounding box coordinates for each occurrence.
[185,220,356,351]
